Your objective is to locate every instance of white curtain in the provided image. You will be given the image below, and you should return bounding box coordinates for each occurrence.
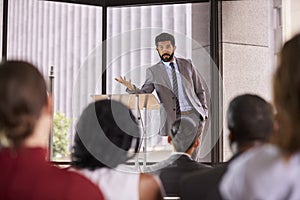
[7,0,103,120]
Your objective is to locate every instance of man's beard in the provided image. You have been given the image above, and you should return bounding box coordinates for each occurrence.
[159,52,174,62]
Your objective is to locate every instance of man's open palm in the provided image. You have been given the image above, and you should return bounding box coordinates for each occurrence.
[114,76,135,91]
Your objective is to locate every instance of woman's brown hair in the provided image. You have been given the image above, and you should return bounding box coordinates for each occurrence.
[273,34,300,155]
[0,61,47,148]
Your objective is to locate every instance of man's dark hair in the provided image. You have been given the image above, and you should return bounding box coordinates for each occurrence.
[155,32,175,47]
[169,117,201,152]
[227,94,274,143]
[71,100,140,170]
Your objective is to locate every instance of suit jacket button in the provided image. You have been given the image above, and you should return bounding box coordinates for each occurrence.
[173,108,176,111]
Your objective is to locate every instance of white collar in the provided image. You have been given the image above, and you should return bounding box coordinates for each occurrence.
[171,151,192,159]
[162,57,177,68]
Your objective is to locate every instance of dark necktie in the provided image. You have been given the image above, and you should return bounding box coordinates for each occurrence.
[170,62,181,116]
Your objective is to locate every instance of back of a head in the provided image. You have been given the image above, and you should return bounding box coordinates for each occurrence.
[273,34,300,154]
[155,32,175,46]
[72,99,140,169]
[227,94,273,144]
[0,61,47,148]
[169,117,199,152]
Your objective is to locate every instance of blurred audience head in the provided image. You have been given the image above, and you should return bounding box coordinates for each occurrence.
[227,94,274,154]
[168,117,201,153]
[72,99,140,170]
[273,34,300,155]
[0,61,48,148]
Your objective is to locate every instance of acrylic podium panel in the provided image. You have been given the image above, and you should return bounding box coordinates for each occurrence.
[92,94,160,111]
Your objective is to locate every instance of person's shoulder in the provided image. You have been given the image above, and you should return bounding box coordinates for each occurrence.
[165,155,210,172]
[140,173,159,185]
[50,167,104,199]
[140,173,164,200]
[219,145,281,200]
[67,170,105,199]
[145,158,173,176]
[150,61,163,68]
[195,161,212,168]
[180,164,226,199]
[56,167,84,180]
[176,57,192,64]
[184,163,227,184]
[147,61,164,74]
[186,159,212,170]
[229,144,280,171]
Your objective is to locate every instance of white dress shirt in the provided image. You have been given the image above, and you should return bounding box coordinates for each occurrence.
[162,58,193,112]
[220,144,300,200]
[75,165,140,200]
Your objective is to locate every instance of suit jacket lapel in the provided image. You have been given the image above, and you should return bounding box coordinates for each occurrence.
[154,61,172,90]
[176,58,192,91]
[176,58,189,80]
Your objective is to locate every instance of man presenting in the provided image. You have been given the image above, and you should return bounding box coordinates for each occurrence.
[115,32,208,143]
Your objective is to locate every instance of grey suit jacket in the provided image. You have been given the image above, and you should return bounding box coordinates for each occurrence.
[128,57,208,135]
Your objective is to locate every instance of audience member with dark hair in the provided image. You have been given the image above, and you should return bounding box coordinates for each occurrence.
[71,99,164,200]
[0,61,104,200]
[220,34,300,200]
[148,117,210,197]
[180,94,274,200]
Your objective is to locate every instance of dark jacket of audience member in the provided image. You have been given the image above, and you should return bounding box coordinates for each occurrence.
[0,61,104,200]
[150,117,210,197]
[180,94,274,200]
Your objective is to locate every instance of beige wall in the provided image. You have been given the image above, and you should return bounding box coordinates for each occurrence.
[283,0,300,41]
[222,0,275,161]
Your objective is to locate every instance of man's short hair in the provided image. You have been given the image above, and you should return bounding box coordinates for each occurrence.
[169,117,200,152]
[155,33,175,47]
[227,94,274,143]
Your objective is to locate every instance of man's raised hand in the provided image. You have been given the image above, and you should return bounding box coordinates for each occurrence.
[114,76,135,91]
